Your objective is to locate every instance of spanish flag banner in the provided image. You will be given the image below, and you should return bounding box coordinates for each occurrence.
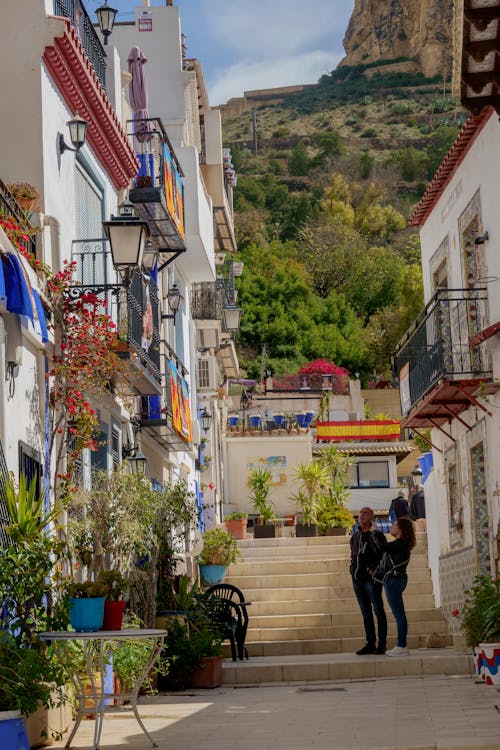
[316,420,400,442]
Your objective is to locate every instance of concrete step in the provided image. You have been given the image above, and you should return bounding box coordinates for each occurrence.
[237,533,428,549]
[247,609,447,631]
[236,541,429,560]
[221,648,472,685]
[247,614,448,641]
[247,597,446,620]
[226,571,434,591]
[228,556,430,577]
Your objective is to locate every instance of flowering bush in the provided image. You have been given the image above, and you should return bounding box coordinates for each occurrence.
[299,359,350,377]
[7,181,39,201]
[3,216,122,498]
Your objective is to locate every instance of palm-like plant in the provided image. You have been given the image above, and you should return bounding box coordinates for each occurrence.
[292,461,329,526]
[247,468,275,523]
[4,473,61,543]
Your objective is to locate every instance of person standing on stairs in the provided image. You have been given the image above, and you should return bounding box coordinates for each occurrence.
[349,506,387,655]
[373,516,416,656]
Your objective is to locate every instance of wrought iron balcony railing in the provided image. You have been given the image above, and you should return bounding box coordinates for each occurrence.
[0,178,37,256]
[54,0,106,87]
[127,118,186,267]
[71,239,161,383]
[394,288,491,415]
[191,282,224,320]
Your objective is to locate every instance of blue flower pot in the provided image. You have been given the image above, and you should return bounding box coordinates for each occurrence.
[228,415,239,428]
[69,597,105,632]
[249,415,261,429]
[0,712,29,750]
[305,411,315,426]
[199,564,227,585]
[296,413,307,427]
[273,414,284,427]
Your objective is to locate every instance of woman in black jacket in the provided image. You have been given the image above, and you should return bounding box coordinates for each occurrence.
[374,517,416,656]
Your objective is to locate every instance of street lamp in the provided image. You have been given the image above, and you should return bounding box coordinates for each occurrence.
[200,407,211,432]
[222,303,242,333]
[96,1,117,45]
[411,465,423,488]
[102,199,149,285]
[58,112,88,155]
[162,283,184,324]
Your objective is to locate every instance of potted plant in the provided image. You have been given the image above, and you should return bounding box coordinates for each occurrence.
[224,511,248,540]
[247,467,276,538]
[456,575,500,682]
[291,461,328,537]
[97,570,129,630]
[195,528,240,585]
[315,447,354,535]
[64,579,107,633]
[7,181,39,212]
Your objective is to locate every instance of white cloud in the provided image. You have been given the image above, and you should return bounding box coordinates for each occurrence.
[210,48,343,105]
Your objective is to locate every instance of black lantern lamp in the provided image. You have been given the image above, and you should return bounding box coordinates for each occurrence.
[58,112,89,155]
[162,283,184,324]
[200,407,211,432]
[142,240,157,271]
[411,465,423,487]
[96,1,117,45]
[124,448,147,476]
[103,199,149,285]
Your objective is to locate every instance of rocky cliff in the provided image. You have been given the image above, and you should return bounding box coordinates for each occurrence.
[342,0,453,79]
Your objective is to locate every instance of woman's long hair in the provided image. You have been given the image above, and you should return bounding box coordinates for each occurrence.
[396,517,416,549]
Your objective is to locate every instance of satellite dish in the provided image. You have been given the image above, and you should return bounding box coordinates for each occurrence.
[190,529,204,557]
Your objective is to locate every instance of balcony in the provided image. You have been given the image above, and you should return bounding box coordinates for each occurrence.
[127,118,186,268]
[0,179,37,256]
[53,0,106,87]
[138,346,192,451]
[269,373,349,394]
[71,239,161,395]
[191,282,223,321]
[394,289,493,429]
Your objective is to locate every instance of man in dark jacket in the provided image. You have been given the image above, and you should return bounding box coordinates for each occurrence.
[410,484,426,531]
[350,507,387,655]
[389,489,410,521]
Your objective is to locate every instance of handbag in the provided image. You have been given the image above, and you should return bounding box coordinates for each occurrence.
[388,506,397,524]
[372,551,409,584]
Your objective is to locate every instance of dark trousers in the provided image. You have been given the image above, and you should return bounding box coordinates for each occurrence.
[384,575,408,647]
[352,577,387,647]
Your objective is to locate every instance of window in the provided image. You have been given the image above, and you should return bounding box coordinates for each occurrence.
[74,164,106,286]
[197,358,210,389]
[350,461,389,488]
[18,441,42,499]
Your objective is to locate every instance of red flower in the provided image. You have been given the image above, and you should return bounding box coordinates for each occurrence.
[452,609,459,618]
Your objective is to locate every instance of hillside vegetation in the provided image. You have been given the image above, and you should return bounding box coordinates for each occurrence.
[224,64,466,383]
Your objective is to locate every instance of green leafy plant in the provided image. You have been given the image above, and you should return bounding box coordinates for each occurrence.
[7,181,39,201]
[291,461,329,525]
[111,614,168,694]
[97,569,129,601]
[224,511,248,520]
[247,467,275,523]
[64,579,107,599]
[4,473,61,544]
[195,528,240,566]
[457,575,500,647]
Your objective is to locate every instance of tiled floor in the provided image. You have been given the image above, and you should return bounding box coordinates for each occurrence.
[50,673,500,750]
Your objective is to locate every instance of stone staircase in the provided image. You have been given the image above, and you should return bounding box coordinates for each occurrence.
[221,533,473,684]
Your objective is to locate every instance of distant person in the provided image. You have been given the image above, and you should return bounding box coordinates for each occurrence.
[410,484,426,531]
[388,489,410,522]
[373,517,416,656]
[349,507,387,655]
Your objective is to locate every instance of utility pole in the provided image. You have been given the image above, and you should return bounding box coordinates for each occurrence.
[260,343,268,384]
[252,112,258,156]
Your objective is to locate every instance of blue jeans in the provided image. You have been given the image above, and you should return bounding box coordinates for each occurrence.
[384,575,408,647]
[352,577,387,647]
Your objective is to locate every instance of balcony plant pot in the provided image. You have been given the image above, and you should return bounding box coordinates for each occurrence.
[188,655,223,689]
[68,597,105,632]
[253,523,275,539]
[199,564,227,586]
[0,711,29,750]
[155,610,188,630]
[295,523,318,538]
[224,517,247,540]
[102,600,126,631]
[323,527,348,537]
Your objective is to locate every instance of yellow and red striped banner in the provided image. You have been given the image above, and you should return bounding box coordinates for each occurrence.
[316,420,400,442]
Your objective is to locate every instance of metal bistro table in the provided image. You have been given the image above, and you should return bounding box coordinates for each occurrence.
[39,629,167,750]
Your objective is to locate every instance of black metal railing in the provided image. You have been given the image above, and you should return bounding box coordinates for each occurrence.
[191,282,224,320]
[70,239,161,379]
[53,0,106,87]
[0,178,37,256]
[394,288,491,409]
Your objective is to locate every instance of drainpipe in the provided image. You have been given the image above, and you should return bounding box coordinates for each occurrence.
[0,317,7,452]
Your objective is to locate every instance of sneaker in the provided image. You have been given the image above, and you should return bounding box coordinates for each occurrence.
[375,644,387,655]
[356,644,376,655]
[386,646,409,657]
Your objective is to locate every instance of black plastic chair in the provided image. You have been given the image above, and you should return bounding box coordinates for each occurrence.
[203,583,249,661]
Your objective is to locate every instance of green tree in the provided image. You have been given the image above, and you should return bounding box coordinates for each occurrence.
[288,141,311,176]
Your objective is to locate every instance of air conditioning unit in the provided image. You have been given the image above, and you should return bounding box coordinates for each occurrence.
[348,412,359,421]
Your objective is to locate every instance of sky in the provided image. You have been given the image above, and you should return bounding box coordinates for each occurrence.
[85,0,354,105]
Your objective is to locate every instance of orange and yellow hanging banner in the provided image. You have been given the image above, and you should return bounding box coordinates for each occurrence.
[316,420,400,442]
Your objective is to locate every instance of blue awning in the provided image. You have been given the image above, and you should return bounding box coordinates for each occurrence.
[1,253,48,342]
[0,252,5,303]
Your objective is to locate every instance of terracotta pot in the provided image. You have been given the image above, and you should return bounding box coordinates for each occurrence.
[224,518,247,540]
[189,656,223,688]
[102,600,126,630]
